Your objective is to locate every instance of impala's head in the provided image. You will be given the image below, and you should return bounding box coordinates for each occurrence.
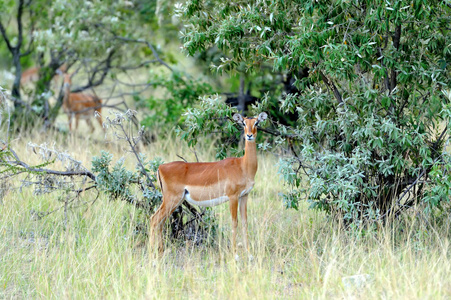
[57,70,71,88]
[233,112,268,141]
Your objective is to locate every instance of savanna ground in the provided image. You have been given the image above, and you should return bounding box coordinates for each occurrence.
[1,126,451,299]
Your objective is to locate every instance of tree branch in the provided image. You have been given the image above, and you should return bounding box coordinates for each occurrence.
[17,0,24,52]
[6,148,97,182]
[113,36,173,72]
[389,24,401,93]
[377,47,390,92]
[117,120,156,190]
[72,51,116,93]
[255,125,302,140]
[0,21,13,52]
[319,70,343,104]
[6,94,35,112]
[20,7,35,57]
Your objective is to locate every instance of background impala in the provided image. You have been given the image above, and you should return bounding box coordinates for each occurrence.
[61,72,103,132]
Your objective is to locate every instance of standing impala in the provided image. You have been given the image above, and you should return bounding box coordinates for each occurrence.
[21,64,67,86]
[20,67,40,86]
[150,112,268,255]
[61,72,103,132]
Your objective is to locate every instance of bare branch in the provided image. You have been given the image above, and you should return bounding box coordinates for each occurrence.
[116,115,156,189]
[319,70,343,104]
[257,126,299,139]
[113,59,159,72]
[113,36,173,72]
[17,0,24,51]
[72,50,116,93]
[176,155,188,162]
[390,24,401,92]
[0,21,13,52]
[6,94,35,112]
[5,147,96,182]
[377,47,390,92]
[20,7,35,57]
[190,148,199,162]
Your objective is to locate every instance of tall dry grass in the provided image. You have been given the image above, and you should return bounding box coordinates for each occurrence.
[1,127,451,299]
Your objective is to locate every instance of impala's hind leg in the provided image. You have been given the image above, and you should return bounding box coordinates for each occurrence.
[75,115,80,131]
[95,110,104,132]
[86,118,95,133]
[149,192,184,253]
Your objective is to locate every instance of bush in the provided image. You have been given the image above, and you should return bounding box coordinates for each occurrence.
[141,71,213,130]
[178,0,451,224]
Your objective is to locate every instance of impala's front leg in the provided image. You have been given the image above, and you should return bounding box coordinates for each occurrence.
[229,196,239,254]
[68,114,73,131]
[239,195,249,252]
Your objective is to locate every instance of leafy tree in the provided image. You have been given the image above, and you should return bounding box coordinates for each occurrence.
[177,0,451,224]
[140,71,214,130]
[0,0,174,129]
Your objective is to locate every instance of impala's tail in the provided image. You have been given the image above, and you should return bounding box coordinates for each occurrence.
[157,168,163,193]
[92,95,102,110]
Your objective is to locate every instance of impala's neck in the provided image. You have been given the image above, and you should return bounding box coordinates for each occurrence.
[63,83,70,107]
[242,139,258,178]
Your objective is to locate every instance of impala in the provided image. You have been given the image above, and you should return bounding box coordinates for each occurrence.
[62,72,103,132]
[20,67,39,86]
[20,64,67,86]
[150,112,268,256]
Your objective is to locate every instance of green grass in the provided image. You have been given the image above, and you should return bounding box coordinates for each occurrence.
[1,130,451,299]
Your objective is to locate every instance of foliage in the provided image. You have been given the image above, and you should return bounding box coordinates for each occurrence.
[141,71,214,130]
[1,106,216,244]
[3,151,451,298]
[178,95,245,159]
[178,0,451,224]
[0,140,97,220]
[0,0,176,128]
[92,150,163,212]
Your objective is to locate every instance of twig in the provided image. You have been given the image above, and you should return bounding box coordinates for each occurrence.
[117,120,156,189]
[191,148,199,163]
[318,69,343,104]
[176,155,188,162]
[7,147,96,181]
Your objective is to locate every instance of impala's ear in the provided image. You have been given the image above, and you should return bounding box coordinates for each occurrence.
[233,113,244,124]
[256,112,268,125]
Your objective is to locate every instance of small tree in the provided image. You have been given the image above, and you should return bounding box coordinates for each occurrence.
[177,0,451,224]
[0,0,174,129]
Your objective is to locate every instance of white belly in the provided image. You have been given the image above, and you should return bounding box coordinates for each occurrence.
[184,191,229,207]
[182,182,253,208]
[240,185,253,197]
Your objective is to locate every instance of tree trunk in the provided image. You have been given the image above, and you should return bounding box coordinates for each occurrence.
[237,74,245,113]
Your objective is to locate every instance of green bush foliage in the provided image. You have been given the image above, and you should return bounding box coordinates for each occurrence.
[141,71,214,130]
[177,0,451,224]
[92,151,163,212]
